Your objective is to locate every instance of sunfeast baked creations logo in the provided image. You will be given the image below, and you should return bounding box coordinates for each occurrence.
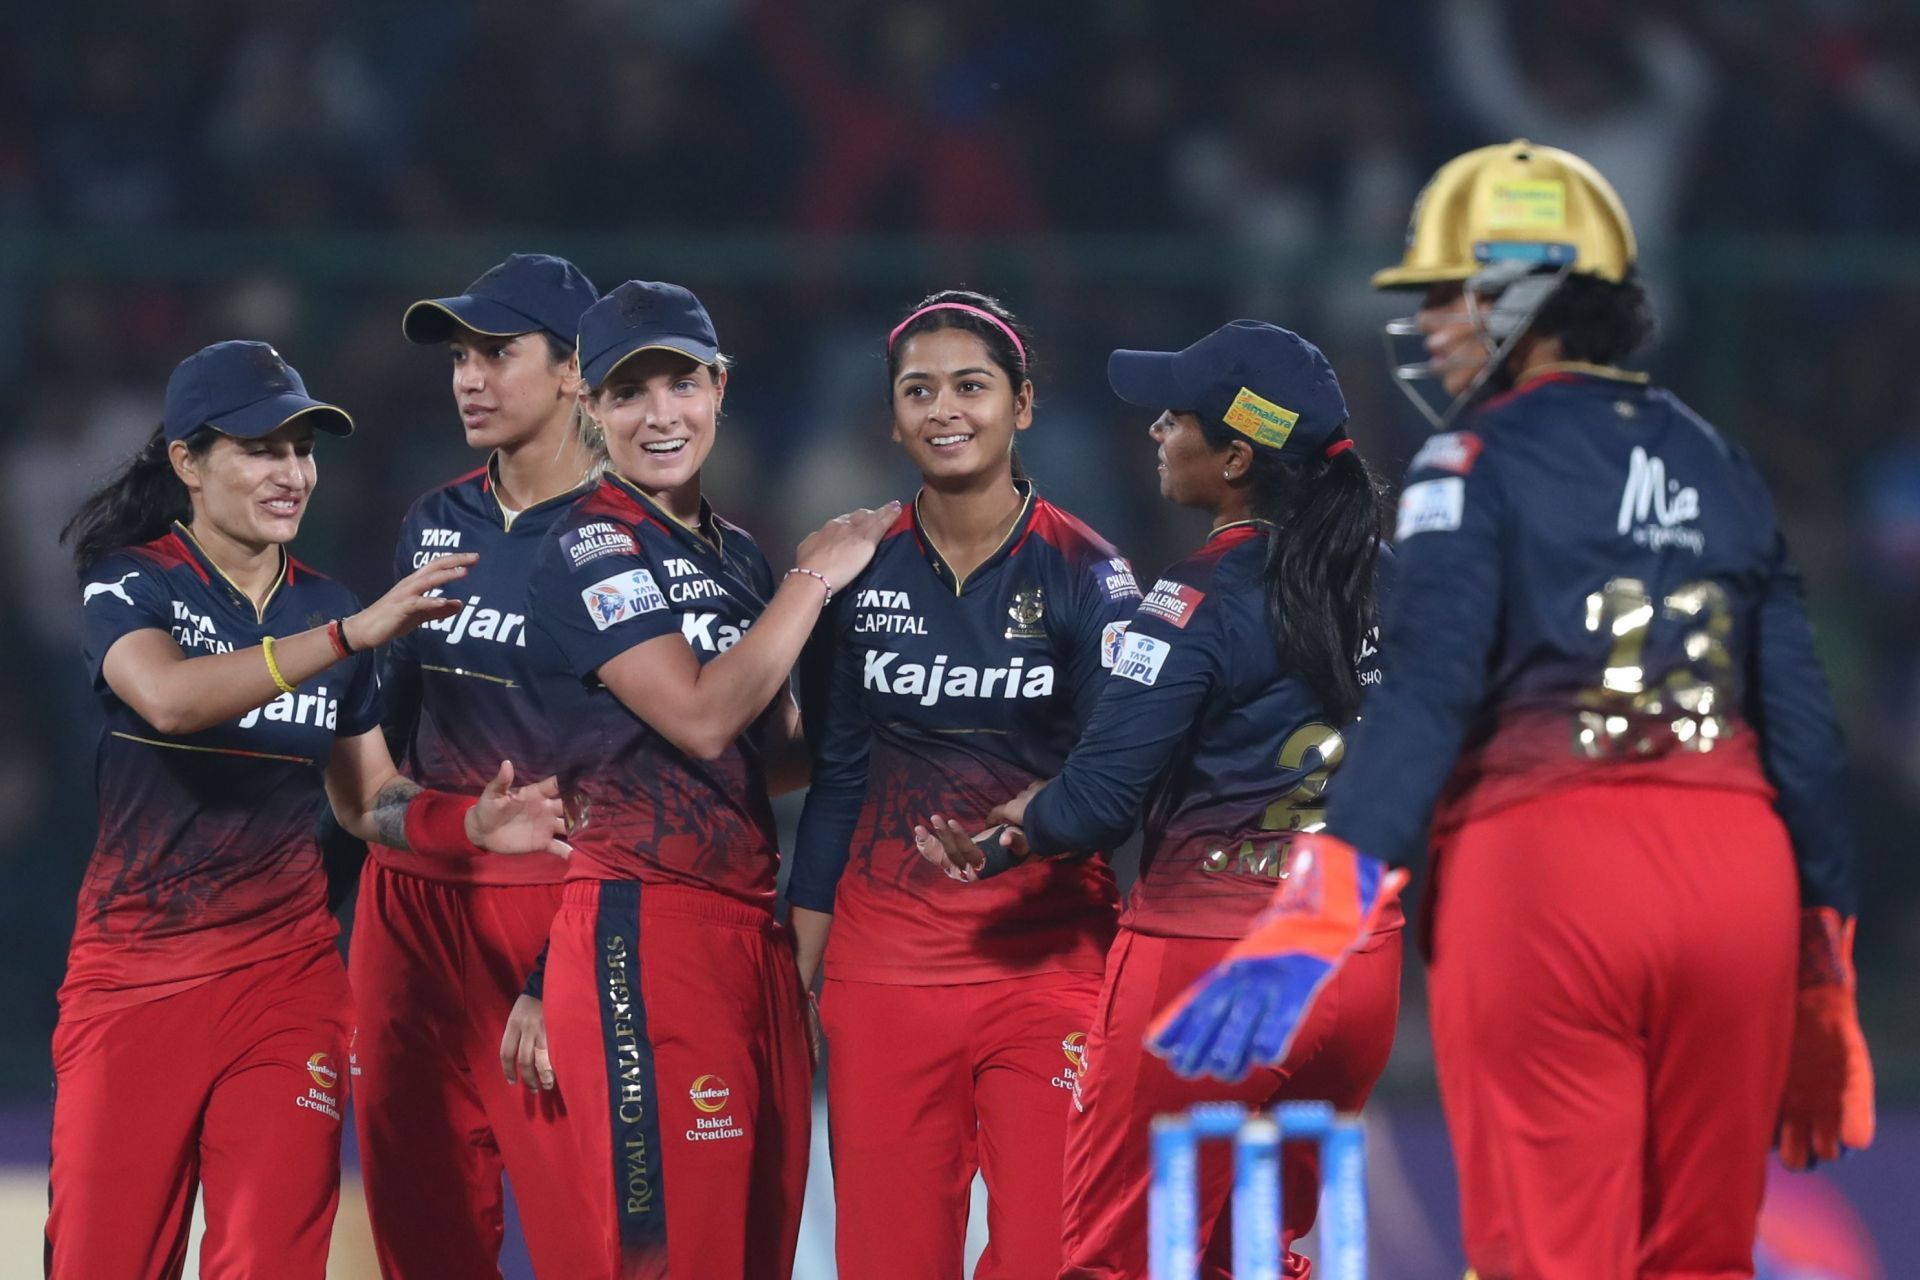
[686,1075,744,1143]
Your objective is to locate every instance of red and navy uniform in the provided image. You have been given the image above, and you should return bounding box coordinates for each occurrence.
[49,523,379,1280]
[1328,365,1857,1277]
[790,484,1132,1279]
[349,461,598,1280]
[1020,521,1401,1278]
[525,474,807,1280]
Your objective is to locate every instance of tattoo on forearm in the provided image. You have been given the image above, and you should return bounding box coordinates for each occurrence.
[370,777,423,849]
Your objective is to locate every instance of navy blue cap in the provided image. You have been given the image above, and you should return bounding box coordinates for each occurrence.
[1108,321,1349,460]
[578,281,720,391]
[402,253,600,345]
[163,341,354,443]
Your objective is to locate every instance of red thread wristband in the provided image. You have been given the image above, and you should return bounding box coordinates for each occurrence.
[326,619,351,660]
[403,789,487,859]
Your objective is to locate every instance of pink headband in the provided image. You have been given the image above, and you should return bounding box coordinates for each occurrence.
[887,303,1027,367]
[1324,438,1355,458]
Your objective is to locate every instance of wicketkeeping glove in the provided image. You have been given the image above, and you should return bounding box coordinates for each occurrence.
[1145,833,1406,1082]
[1776,907,1875,1170]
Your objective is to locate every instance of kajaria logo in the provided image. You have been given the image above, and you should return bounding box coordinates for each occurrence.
[862,651,1056,706]
[307,1052,339,1089]
[689,1074,731,1114]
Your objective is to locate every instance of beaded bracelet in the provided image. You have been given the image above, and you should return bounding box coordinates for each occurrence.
[784,567,834,604]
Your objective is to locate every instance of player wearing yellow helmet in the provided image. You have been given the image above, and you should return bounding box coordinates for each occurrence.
[1153,141,1874,1279]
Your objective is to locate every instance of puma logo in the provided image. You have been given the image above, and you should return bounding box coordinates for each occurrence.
[83,572,140,606]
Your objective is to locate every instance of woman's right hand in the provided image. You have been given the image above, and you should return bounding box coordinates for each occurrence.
[793,502,902,596]
[342,553,477,650]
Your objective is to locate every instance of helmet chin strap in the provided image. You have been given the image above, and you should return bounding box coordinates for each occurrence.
[1384,261,1574,432]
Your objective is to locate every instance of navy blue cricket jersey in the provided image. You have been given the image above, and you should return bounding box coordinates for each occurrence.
[1328,365,1857,914]
[790,485,1134,983]
[381,461,589,885]
[67,522,382,1017]
[526,474,782,906]
[1022,522,1389,939]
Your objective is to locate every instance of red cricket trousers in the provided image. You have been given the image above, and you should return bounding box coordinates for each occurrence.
[820,970,1105,1279]
[542,879,811,1279]
[1058,922,1403,1279]
[1429,783,1799,1280]
[348,862,598,1279]
[46,943,351,1280]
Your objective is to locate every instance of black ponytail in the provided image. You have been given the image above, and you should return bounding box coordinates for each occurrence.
[61,425,213,579]
[1236,444,1386,721]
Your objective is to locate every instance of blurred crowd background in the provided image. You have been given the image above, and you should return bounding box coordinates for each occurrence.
[4,0,1919,1121]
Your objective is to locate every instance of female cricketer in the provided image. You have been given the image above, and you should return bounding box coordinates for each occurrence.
[350,252,603,1278]
[524,280,895,1279]
[788,291,1135,1278]
[1154,141,1876,1279]
[48,340,570,1279]
[925,320,1402,1278]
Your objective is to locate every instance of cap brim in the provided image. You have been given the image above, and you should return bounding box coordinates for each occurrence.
[207,394,356,439]
[401,296,541,344]
[585,339,722,391]
[1106,348,1189,411]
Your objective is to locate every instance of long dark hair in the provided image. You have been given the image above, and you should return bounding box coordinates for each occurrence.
[1205,430,1386,720]
[61,426,214,579]
[885,288,1035,481]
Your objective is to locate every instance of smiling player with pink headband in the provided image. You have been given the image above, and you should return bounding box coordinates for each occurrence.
[788,289,1139,1277]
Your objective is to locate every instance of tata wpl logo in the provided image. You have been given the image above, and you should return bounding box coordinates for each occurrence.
[1616,447,1703,554]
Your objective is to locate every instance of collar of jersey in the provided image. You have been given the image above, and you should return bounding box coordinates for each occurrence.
[169,520,289,624]
[485,452,596,533]
[1515,361,1651,388]
[910,479,1035,596]
[606,472,726,557]
[1206,518,1273,549]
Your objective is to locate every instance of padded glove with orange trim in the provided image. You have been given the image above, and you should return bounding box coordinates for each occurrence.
[1777,907,1875,1170]
[1145,834,1406,1081]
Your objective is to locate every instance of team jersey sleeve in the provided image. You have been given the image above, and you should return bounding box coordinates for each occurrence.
[1058,553,1142,724]
[1325,440,1509,869]
[1744,516,1859,915]
[529,522,681,679]
[333,622,385,739]
[380,527,424,759]
[1023,572,1219,857]
[788,601,870,912]
[78,551,176,690]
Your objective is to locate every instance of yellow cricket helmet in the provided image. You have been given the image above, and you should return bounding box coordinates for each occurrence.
[1373,139,1636,291]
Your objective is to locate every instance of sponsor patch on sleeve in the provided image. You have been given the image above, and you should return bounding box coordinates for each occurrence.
[1409,430,1482,476]
[1100,620,1131,668]
[1112,632,1171,686]
[581,569,667,630]
[1395,477,1464,541]
[561,521,639,569]
[1137,579,1205,628]
[1094,557,1141,602]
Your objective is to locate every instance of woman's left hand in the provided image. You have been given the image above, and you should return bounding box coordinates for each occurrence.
[917,814,1032,882]
[465,760,573,857]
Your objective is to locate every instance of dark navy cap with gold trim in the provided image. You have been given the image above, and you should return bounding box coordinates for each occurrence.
[578,280,720,391]
[1108,320,1349,461]
[402,253,599,346]
[163,341,354,443]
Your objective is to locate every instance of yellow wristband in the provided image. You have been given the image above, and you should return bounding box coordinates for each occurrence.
[261,634,296,695]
